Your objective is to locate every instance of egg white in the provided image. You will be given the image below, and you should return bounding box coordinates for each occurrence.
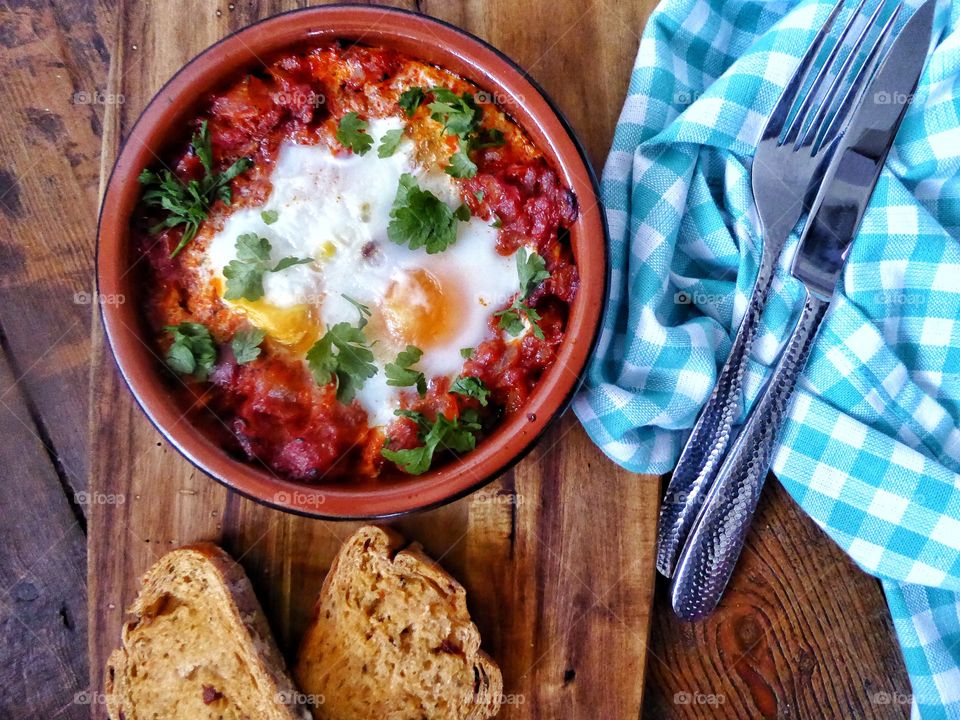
[206,117,522,426]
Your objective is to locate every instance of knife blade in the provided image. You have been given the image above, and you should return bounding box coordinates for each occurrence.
[669,0,936,622]
[793,0,936,299]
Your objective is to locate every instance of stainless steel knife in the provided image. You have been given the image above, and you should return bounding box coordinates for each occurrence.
[669,0,937,621]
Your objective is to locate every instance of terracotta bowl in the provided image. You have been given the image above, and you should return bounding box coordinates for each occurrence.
[97,5,607,519]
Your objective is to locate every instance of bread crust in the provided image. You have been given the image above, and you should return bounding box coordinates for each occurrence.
[104,542,310,720]
[295,526,503,720]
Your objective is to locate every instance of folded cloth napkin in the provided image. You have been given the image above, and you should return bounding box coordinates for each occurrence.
[572,0,960,716]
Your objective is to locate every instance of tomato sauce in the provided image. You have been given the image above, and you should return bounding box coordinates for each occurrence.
[137,44,578,483]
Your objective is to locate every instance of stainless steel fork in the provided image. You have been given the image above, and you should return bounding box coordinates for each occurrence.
[656,0,898,577]
[670,0,933,620]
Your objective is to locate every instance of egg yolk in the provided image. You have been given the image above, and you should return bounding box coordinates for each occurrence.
[231,298,319,355]
[211,277,319,355]
[381,268,460,349]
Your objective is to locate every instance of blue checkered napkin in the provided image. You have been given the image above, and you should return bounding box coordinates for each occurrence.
[571,0,960,716]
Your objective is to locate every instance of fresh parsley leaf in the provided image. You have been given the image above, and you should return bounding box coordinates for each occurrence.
[223,233,311,301]
[165,322,216,380]
[428,87,482,137]
[235,232,269,263]
[492,217,502,229]
[445,143,478,179]
[474,191,484,203]
[450,376,490,406]
[517,247,550,299]
[460,347,474,359]
[378,128,405,158]
[449,129,506,179]
[385,345,427,395]
[193,121,214,173]
[336,112,373,155]
[261,209,279,225]
[494,304,525,336]
[398,87,426,117]
[381,408,482,474]
[271,256,313,272]
[495,298,545,340]
[341,294,372,325]
[493,248,549,339]
[525,305,546,340]
[223,261,263,301]
[231,327,265,364]
[139,121,253,257]
[424,89,505,180]
[305,299,376,403]
[382,441,432,475]
[387,173,468,254]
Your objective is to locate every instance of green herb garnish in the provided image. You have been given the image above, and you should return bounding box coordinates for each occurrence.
[445,143,478,179]
[450,376,490,406]
[424,88,505,179]
[305,296,377,403]
[378,128,405,158]
[222,233,312,302]
[399,87,426,117]
[341,294,371,318]
[495,298,545,340]
[231,327,265,364]
[387,173,470,254]
[460,347,474,359]
[165,322,216,380]
[385,345,427,395]
[428,87,482,136]
[336,112,373,155]
[493,248,549,339]
[261,209,279,225]
[382,408,482,474]
[139,121,252,257]
[517,247,550,299]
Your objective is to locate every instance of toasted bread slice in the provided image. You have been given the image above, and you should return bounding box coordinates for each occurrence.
[294,526,502,720]
[105,543,310,720]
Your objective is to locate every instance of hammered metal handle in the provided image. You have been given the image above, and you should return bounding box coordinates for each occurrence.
[670,290,830,620]
[656,253,778,577]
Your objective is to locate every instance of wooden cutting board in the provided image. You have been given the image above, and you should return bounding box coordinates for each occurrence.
[88,2,660,718]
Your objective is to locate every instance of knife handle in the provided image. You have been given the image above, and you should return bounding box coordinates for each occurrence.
[655,252,777,578]
[670,290,829,621]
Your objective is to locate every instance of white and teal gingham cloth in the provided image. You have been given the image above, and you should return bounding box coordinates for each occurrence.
[572,0,960,717]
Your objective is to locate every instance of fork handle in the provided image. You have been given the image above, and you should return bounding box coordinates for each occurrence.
[670,290,829,620]
[655,254,778,577]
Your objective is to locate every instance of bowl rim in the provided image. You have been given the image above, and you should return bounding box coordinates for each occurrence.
[96,3,608,520]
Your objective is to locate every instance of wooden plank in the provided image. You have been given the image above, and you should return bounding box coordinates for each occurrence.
[0,3,108,718]
[88,3,660,720]
[642,480,911,719]
[0,349,87,719]
[0,0,117,498]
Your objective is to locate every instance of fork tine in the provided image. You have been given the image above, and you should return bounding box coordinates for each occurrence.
[782,0,869,146]
[796,0,894,151]
[761,0,846,140]
[812,3,904,153]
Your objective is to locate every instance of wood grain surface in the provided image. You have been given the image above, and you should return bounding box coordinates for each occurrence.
[642,481,911,719]
[0,1,911,718]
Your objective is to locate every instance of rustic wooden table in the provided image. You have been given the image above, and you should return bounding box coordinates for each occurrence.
[1,1,911,719]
